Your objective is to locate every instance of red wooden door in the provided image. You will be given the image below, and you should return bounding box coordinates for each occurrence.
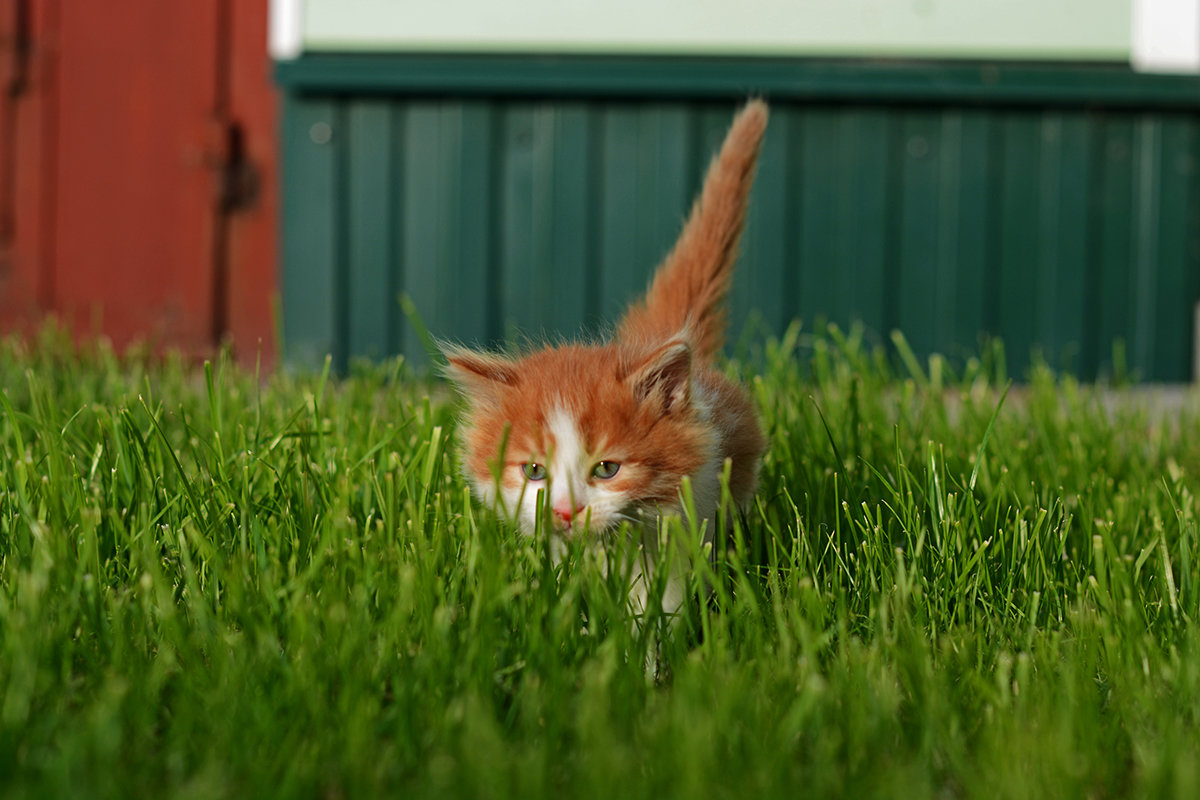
[0,0,277,364]
[0,0,52,331]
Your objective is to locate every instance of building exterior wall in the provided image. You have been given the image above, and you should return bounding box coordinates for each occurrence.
[277,57,1200,381]
[293,0,1131,61]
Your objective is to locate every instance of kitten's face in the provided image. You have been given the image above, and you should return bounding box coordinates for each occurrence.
[446,341,713,536]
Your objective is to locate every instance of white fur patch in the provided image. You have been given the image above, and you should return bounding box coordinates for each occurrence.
[546,407,586,513]
[483,390,722,622]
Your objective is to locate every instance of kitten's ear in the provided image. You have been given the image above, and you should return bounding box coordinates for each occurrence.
[442,346,519,403]
[629,341,692,413]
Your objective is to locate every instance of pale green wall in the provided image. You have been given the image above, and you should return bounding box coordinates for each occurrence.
[300,0,1131,60]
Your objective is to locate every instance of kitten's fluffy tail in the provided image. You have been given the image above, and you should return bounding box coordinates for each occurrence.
[616,99,768,362]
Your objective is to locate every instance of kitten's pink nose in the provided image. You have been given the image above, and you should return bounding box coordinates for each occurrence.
[553,505,584,525]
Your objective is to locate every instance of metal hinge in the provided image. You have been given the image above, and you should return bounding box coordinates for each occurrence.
[206,116,259,214]
[1,0,31,95]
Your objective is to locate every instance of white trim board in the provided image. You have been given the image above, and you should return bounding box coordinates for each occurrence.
[270,0,304,60]
[1133,0,1200,72]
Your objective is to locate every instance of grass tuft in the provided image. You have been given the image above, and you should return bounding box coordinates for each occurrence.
[1,325,1199,798]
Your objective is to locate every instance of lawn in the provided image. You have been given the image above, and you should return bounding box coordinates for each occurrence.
[2,324,1199,798]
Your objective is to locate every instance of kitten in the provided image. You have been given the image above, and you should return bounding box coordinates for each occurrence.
[444,100,768,617]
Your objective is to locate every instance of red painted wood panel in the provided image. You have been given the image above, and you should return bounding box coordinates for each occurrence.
[0,2,15,268]
[227,0,279,369]
[0,0,56,331]
[53,1,221,352]
[0,0,278,363]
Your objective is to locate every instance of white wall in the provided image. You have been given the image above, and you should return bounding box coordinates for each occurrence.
[270,0,1200,73]
[274,0,1131,60]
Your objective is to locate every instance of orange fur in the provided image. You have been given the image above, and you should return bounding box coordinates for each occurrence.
[616,99,768,362]
[443,100,769,543]
[451,343,716,508]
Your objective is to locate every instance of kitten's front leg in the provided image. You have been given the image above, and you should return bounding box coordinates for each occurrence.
[626,515,709,680]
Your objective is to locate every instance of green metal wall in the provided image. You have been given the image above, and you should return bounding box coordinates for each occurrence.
[279,57,1200,380]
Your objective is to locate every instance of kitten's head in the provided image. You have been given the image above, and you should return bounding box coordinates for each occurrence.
[444,340,714,536]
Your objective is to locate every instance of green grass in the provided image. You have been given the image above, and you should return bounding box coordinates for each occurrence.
[2,322,1200,798]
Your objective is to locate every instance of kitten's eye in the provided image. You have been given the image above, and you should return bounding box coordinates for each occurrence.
[592,461,620,480]
[522,462,547,481]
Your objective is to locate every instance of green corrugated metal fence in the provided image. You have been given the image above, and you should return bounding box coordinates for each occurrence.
[278,57,1200,380]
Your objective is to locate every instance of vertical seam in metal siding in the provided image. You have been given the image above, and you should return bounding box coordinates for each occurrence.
[387,102,402,356]
[485,101,503,346]
[1081,112,1104,378]
[983,115,1004,340]
[786,104,801,327]
[583,105,603,326]
[776,108,798,337]
[1191,120,1200,382]
[937,112,960,353]
[333,101,349,371]
[882,110,902,340]
[1037,113,1061,360]
[1133,116,1161,376]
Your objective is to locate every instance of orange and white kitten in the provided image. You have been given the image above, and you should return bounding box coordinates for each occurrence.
[444,100,768,617]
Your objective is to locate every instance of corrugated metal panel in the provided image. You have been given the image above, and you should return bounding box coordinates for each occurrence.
[281,90,1200,380]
